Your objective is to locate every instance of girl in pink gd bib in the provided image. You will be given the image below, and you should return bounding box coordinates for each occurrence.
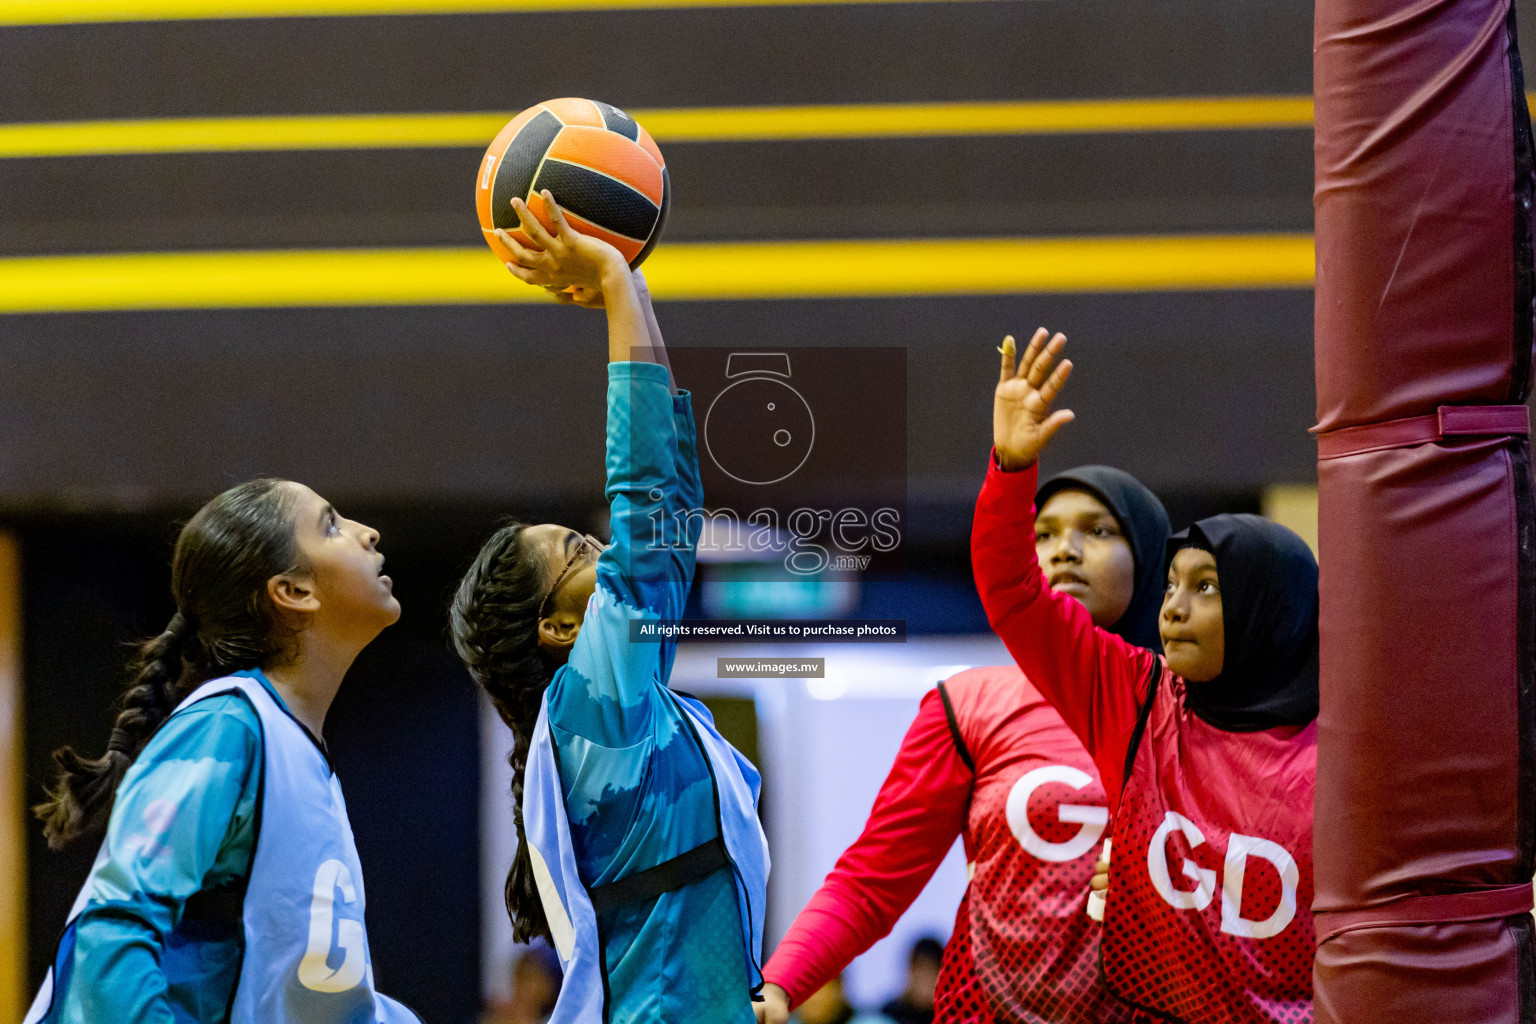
[972,329,1319,1024]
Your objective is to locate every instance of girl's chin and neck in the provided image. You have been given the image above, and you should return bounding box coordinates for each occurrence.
[263,600,400,734]
[1163,644,1222,683]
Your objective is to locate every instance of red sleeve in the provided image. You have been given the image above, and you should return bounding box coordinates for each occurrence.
[970,453,1156,804]
[762,689,972,1007]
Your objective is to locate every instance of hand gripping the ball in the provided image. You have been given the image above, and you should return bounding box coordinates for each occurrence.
[494,189,628,306]
[993,327,1075,471]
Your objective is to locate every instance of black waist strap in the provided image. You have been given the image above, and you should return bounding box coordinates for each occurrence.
[588,836,729,914]
[183,887,245,923]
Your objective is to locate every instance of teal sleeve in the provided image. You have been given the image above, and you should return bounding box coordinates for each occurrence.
[61,695,261,1024]
[670,389,704,584]
[663,390,703,685]
[600,361,690,614]
[547,362,694,747]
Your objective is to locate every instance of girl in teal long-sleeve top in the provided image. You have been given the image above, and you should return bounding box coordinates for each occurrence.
[451,191,766,1024]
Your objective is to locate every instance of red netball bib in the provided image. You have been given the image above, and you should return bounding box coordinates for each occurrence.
[1103,671,1315,1024]
[939,668,1136,1024]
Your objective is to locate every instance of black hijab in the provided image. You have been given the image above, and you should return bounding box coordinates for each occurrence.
[1036,465,1170,654]
[1168,514,1319,731]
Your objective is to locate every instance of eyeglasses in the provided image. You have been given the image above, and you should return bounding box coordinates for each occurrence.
[540,532,605,620]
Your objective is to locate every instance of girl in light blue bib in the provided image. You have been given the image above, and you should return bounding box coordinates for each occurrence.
[452,193,769,1024]
[30,478,420,1024]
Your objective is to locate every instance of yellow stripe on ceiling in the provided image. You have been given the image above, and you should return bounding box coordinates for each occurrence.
[7,0,990,25]
[643,96,1315,140]
[0,112,513,158]
[0,97,1315,159]
[0,234,1314,313]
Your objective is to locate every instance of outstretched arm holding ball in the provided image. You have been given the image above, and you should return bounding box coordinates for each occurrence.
[495,189,671,387]
[458,168,772,1023]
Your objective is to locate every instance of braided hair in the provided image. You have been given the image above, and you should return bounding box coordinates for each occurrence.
[450,522,558,943]
[35,478,305,849]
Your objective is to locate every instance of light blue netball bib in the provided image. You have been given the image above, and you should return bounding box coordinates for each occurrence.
[28,672,421,1024]
[524,687,770,1024]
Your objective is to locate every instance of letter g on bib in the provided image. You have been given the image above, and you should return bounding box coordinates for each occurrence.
[298,859,367,993]
[1148,812,1217,911]
[1006,764,1110,862]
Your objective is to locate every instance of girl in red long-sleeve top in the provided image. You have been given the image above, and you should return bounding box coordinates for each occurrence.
[757,462,1171,1024]
[973,329,1319,1024]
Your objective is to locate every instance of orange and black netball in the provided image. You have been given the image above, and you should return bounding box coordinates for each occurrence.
[475,98,669,269]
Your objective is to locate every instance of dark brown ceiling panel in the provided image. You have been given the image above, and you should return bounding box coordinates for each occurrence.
[3,0,1313,122]
[0,129,1312,254]
[0,291,1313,512]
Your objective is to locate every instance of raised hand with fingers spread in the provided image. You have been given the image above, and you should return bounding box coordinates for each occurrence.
[993,327,1075,471]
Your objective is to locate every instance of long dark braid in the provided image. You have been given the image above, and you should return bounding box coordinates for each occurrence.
[35,478,303,850]
[450,522,558,943]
